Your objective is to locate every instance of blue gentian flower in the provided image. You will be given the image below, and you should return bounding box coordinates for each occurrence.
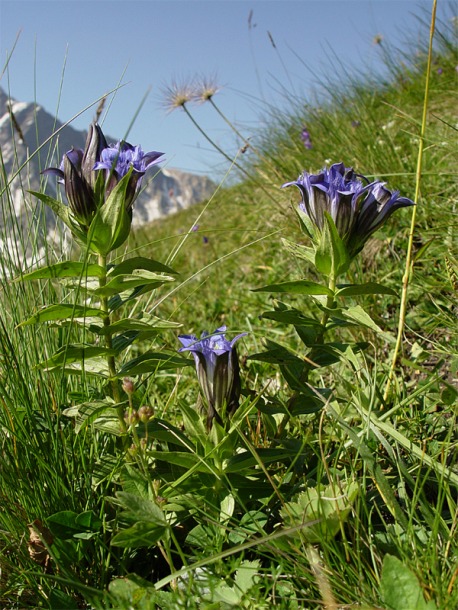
[282,162,414,259]
[94,142,163,210]
[43,122,164,228]
[178,326,247,429]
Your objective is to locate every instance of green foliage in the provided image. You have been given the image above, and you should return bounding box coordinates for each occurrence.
[1,11,457,610]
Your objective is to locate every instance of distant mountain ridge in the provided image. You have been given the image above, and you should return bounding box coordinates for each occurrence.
[0,87,215,252]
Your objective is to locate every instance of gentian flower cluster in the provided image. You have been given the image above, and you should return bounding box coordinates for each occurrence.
[44,123,164,229]
[282,162,414,260]
[178,326,246,429]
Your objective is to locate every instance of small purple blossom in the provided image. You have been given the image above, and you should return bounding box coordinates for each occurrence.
[93,141,163,209]
[178,326,246,428]
[300,127,313,149]
[282,162,414,259]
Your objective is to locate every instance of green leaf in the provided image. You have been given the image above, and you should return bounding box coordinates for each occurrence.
[75,511,103,531]
[323,211,350,276]
[118,351,191,376]
[109,256,177,277]
[46,510,101,539]
[381,554,437,610]
[335,282,398,297]
[87,171,132,255]
[296,205,317,241]
[18,304,103,327]
[225,448,297,473]
[281,238,316,264]
[337,305,383,333]
[62,400,119,433]
[92,314,181,336]
[261,308,321,327]
[16,261,104,281]
[29,191,88,244]
[234,560,261,594]
[111,521,167,548]
[110,491,167,548]
[29,191,71,227]
[37,345,117,369]
[113,491,167,523]
[147,450,212,472]
[253,280,333,296]
[280,481,359,543]
[92,269,175,298]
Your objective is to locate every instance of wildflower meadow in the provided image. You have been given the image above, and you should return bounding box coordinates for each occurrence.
[0,5,457,610]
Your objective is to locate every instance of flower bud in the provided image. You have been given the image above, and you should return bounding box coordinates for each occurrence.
[124,409,139,426]
[138,406,154,423]
[122,377,135,395]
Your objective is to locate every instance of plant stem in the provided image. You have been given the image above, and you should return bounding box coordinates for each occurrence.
[383,0,436,402]
[182,103,281,207]
[98,254,124,421]
[278,272,336,437]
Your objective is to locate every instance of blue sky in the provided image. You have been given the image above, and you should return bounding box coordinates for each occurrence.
[0,1,445,177]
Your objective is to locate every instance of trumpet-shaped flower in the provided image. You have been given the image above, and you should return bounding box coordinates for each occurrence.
[43,122,164,228]
[282,162,414,259]
[178,326,246,428]
[94,142,163,211]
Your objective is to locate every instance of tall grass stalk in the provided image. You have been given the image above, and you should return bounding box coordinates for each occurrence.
[384,0,438,401]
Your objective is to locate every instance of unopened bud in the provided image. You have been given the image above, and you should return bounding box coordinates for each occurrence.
[122,377,135,394]
[138,405,154,423]
[124,409,139,425]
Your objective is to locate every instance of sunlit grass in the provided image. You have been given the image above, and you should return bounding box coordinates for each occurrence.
[0,6,457,610]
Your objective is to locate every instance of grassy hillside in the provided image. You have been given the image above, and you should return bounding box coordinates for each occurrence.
[0,10,456,610]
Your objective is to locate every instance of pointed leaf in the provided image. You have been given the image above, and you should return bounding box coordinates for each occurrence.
[17,262,104,281]
[118,351,191,376]
[335,282,398,297]
[111,521,166,548]
[92,270,175,298]
[381,554,436,610]
[87,171,132,255]
[323,212,350,276]
[281,238,315,264]
[93,315,181,336]
[109,256,177,277]
[337,305,383,332]
[29,191,71,227]
[253,280,332,296]
[37,345,117,369]
[18,304,103,326]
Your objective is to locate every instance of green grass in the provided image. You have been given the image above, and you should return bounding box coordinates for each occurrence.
[0,9,457,610]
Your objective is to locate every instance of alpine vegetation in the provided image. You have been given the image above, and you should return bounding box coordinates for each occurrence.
[0,10,456,610]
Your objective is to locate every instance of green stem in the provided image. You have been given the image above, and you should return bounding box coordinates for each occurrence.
[182,103,280,207]
[98,254,125,429]
[278,272,336,437]
[208,98,283,180]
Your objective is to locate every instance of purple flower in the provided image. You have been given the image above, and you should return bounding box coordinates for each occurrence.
[282,162,414,259]
[94,142,163,210]
[178,326,246,428]
[43,122,164,228]
[300,127,313,149]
